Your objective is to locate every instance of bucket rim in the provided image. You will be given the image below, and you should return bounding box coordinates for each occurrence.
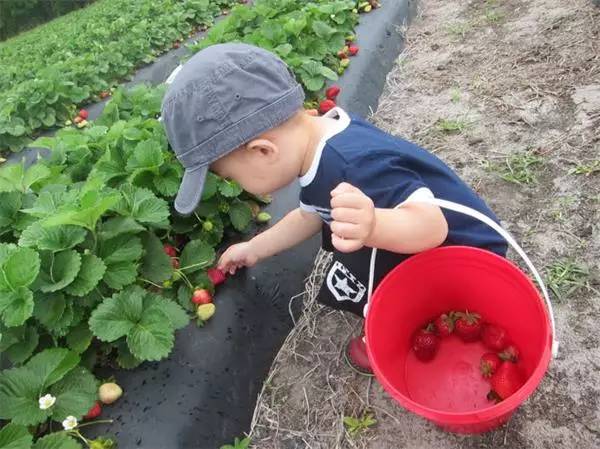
[365,246,553,424]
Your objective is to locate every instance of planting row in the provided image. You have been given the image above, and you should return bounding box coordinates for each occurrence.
[0,0,242,153]
[0,0,380,447]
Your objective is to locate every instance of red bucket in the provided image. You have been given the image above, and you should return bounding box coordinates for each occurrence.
[365,246,554,433]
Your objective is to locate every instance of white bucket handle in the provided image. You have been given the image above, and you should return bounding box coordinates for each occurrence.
[363,197,559,358]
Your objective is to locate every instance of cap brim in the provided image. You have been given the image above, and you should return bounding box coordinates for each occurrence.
[174,165,208,216]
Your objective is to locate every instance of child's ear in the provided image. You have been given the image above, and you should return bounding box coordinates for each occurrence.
[246,138,279,162]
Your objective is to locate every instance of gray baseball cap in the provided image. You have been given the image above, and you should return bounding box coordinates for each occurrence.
[161,43,305,215]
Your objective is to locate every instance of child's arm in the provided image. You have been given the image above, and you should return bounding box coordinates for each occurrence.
[218,207,322,274]
[330,183,448,254]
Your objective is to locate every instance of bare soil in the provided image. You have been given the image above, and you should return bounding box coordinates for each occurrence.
[250,0,600,448]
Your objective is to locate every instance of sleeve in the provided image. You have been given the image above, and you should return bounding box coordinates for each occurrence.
[345,153,431,209]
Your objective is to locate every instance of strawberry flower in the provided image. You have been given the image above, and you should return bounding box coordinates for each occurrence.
[38,394,56,410]
[62,416,78,431]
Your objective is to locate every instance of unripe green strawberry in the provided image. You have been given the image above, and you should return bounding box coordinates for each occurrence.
[197,303,216,321]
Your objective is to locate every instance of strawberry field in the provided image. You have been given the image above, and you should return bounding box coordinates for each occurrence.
[0,1,379,448]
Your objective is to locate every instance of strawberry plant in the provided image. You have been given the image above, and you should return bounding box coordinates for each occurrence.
[0,0,368,444]
[0,0,243,154]
[192,0,359,99]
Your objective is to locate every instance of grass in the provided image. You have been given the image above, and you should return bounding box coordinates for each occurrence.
[569,160,600,176]
[549,195,577,222]
[484,8,505,23]
[545,260,588,302]
[436,117,470,134]
[343,411,377,437]
[446,21,471,39]
[497,150,543,184]
[450,87,461,103]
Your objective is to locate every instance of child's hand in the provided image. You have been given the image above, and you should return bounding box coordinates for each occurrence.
[330,182,375,253]
[218,242,259,275]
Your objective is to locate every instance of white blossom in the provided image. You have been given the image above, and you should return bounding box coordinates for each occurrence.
[62,416,78,431]
[38,394,56,410]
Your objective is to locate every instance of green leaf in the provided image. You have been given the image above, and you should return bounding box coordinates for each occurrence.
[89,287,144,342]
[102,261,138,289]
[65,323,94,354]
[179,240,215,274]
[112,185,169,226]
[43,190,120,231]
[140,232,172,284]
[50,366,98,421]
[32,433,81,449]
[176,284,194,312]
[36,250,82,293]
[0,325,39,365]
[0,423,32,449]
[0,192,22,231]
[33,292,66,329]
[0,163,51,193]
[98,235,142,264]
[153,163,182,198]
[218,179,243,198]
[320,66,338,81]
[19,223,87,251]
[0,367,48,425]
[201,172,219,200]
[229,200,252,231]
[27,347,79,387]
[116,340,142,370]
[145,293,188,330]
[99,216,145,240]
[65,254,106,297]
[126,139,164,173]
[126,307,174,361]
[0,288,34,327]
[0,245,40,290]
[312,20,336,37]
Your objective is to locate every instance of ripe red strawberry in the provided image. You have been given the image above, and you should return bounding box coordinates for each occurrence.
[163,244,177,257]
[489,361,524,400]
[325,85,341,100]
[481,323,507,351]
[99,91,110,99]
[192,289,212,305]
[171,258,180,269]
[173,42,180,49]
[454,311,482,342]
[348,45,359,56]
[319,99,336,114]
[412,323,440,362]
[84,401,102,420]
[78,109,89,120]
[434,312,455,337]
[499,344,519,362]
[480,352,501,378]
[337,49,348,59]
[73,116,83,124]
[207,268,227,286]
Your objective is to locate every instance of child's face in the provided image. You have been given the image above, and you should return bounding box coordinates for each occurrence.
[210,112,310,195]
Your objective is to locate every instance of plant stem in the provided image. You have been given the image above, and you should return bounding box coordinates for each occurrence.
[77,419,114,428]
[139,278,163,289]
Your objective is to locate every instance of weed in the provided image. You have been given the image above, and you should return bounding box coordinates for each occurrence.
[569,160,600,176]
[498,150,543,184]
[436,118,470,134]
[446,21,471,39]
[343,411,377,436]
[545,259,588,302]
[484,8,505,23]
[549,196,577,222]
[450,87,461,103]
[220,437,251,449]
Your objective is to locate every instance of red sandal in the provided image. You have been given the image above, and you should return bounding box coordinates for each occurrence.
[344,333,374,376]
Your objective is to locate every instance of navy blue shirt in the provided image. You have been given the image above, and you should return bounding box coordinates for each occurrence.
[299,109,507,256]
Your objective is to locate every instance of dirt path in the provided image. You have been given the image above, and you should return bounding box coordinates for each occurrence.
[249,0,600,448]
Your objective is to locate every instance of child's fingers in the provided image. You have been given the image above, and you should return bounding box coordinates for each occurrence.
[331,234,363,253]
[330,206,362,224]
[330,221,361,239]
[331,182,359,197]
[330,192,367,209]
